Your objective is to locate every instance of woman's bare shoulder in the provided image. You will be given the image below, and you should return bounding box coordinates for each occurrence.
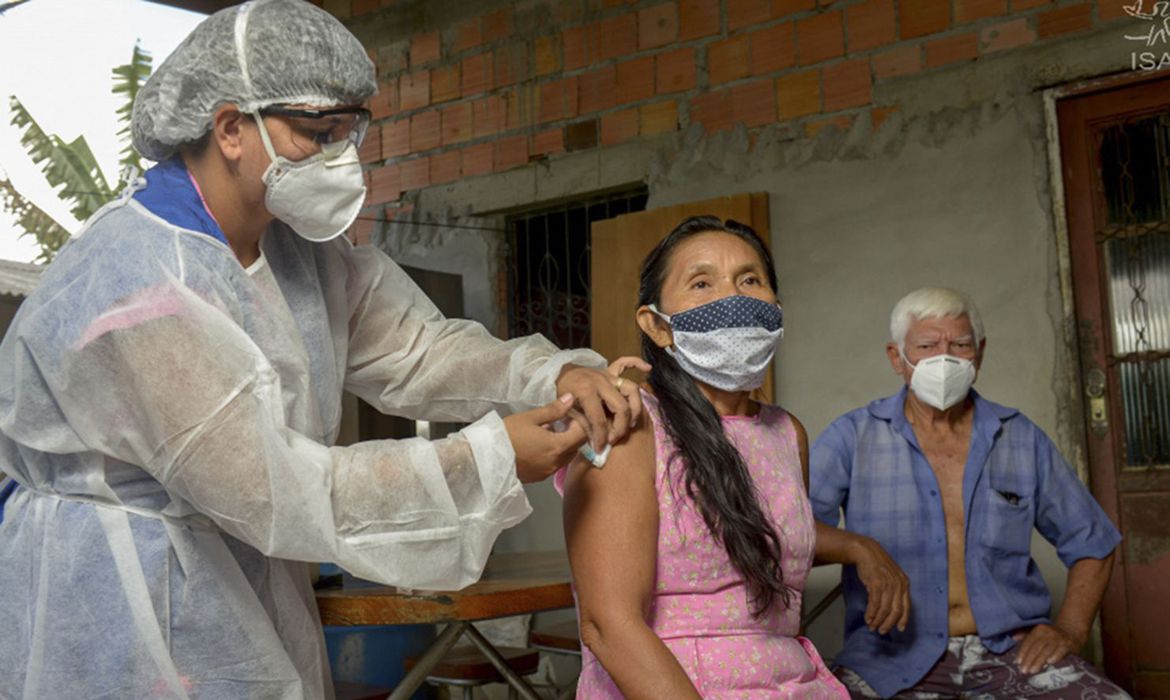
[562,408,658,499]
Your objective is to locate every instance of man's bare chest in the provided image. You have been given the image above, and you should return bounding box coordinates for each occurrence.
[917,431,970,510]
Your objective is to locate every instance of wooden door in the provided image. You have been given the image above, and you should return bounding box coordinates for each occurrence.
[589,193,773,401]
[1058,75,1170,698]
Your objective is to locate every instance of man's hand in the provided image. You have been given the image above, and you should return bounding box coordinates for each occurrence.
[813,524,911,634]
[503,394,588,483]
[556,359,650,451]
[1012,554,1111,675]
[851,536,911,634]
[1014,623,1082,674]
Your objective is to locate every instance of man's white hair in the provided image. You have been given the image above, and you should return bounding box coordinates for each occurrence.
[890,287,984,349]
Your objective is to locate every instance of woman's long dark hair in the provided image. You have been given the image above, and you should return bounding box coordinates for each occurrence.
[639,216,790,618]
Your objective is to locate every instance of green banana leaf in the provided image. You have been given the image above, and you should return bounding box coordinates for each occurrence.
[2,43,152,262]
[0,178,72,264]
[112,42,152,177]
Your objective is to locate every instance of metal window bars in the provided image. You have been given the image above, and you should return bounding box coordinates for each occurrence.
[506,189,649,349]
[1096,115,1170,469]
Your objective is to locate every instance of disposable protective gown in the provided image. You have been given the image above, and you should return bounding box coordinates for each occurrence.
[0,174,599,699]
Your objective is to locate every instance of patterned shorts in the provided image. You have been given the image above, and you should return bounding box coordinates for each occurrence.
[835,635,1132,699]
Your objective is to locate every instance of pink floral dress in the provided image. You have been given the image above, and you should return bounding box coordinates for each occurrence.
[558,391,847,699]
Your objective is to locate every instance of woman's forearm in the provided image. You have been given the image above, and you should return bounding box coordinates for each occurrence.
[580,614,702,700]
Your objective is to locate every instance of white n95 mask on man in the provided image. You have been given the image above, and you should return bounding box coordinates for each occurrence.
[905,353,976,410]
[253,114,366,242]
[652,295,784,393]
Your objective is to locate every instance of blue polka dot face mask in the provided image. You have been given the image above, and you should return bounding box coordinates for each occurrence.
[650,295,784,392]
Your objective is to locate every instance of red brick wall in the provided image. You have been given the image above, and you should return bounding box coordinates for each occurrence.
[336,0,1136,241]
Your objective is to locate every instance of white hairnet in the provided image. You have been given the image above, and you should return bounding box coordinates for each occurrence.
[132,0,377,161]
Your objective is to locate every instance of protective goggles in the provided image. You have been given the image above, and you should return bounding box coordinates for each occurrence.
[258,105,372,148]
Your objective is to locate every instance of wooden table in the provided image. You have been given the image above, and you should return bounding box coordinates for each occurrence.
[316,551,574,700]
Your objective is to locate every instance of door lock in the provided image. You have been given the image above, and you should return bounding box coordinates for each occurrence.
[1085,367,1108,438]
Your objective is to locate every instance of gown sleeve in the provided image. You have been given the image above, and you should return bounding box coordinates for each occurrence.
[32,272,524,590]
[341,242,606,421]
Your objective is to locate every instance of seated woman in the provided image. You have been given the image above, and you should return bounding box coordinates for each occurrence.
[557,217,847,699]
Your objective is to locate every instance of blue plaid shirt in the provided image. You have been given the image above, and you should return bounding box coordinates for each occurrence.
[809,388,1121,698]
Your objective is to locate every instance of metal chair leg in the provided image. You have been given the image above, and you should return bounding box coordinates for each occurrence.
[462,686,474,700]
[390,622,468,700]
[462,625,542,700]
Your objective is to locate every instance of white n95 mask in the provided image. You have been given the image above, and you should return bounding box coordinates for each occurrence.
[652,295,784,392]
[253,114,366,242]
[905,353,976,410]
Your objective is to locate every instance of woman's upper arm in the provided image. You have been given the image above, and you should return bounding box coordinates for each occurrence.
[563,417,659,622]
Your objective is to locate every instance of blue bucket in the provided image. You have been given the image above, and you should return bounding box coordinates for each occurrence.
[324,623,436,699]
[319,563,436,698]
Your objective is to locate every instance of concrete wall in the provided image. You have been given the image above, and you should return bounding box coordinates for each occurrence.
[329,0,1151,661]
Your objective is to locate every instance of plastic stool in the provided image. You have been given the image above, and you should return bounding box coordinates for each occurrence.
[405,645,540,700]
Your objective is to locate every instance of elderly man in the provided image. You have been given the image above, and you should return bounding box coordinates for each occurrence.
[809,287,1128,699]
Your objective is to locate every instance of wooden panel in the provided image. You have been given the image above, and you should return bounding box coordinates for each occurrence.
[1120,493,1170,669]
[316,551,572,626]
[1057,84,1133,685]
[589,193,773,400]
[1134,672,1170,700]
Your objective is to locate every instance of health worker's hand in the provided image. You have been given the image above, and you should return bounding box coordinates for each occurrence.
[504,394,589,483]
[555,359,651,451]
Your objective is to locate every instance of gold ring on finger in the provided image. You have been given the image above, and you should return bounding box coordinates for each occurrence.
[614,377,625,390]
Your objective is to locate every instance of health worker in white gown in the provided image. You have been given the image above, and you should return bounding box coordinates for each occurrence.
[0,1,644,698]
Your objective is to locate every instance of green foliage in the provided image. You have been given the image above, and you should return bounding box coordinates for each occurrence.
[112,43,152,177]
[0,179,70,262]
[1,42,152,263]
